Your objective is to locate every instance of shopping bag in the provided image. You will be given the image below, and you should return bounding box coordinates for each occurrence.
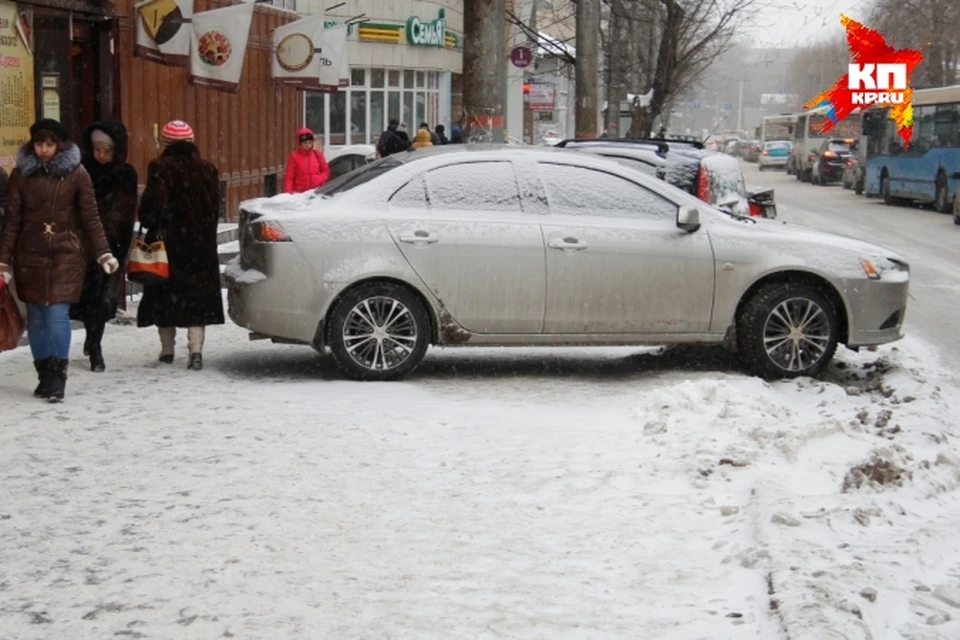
[127,230,169,285]
[0,279,26,351]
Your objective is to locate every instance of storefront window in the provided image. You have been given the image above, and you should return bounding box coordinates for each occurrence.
[416,71,425,88]
[351,92,367,144]
[370,91,385,137]
[428,72,438,90]
[388,91,401,124]
[351,69,366,86]
[330,91,347,145]
[416,92,426,126]
[371,69,385,88]
[404,70,415,89]
[305,93,326,139]
[403,92,414,128]
[388,70,400,87]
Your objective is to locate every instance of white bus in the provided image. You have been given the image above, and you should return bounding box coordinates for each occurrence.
[759,114,797,145]
[788,106,862,181]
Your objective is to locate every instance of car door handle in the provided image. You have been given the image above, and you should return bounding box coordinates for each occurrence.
[399,231,439,245]
[548,237,588,251]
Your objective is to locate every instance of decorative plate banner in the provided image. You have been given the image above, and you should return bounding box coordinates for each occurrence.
[188,1,255,93]
[318,23,349,92]
[271,13,326,88]
[134,0,193,66]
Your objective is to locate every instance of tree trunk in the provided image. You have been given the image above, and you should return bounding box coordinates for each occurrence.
[575,0,600,138]
[462,0,506,142]
[603,0,623,137]
[644,0,684,137]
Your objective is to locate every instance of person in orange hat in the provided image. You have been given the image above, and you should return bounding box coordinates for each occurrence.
[136,120,224,371]
[283,127,330,194]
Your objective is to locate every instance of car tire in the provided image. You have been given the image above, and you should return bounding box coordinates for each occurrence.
[954,194,960,225]
[327,282,432,381]
[855,180,863,196]
[935,171,950,213]
[737,283,839,380]
[882,174,895,205]
[758,164,765,172]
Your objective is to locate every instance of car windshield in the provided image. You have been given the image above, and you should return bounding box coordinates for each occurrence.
[315,155,404,196]
[827,142,851,153]
[765,142,791,149]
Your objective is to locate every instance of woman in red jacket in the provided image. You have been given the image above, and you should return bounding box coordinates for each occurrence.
[283,128,331,194]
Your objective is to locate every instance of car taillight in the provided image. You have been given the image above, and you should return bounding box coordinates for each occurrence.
[761,150,769,156]
[822,151,836,158]
[696,166,710,202]
[252,220,292,242]
[748,201,762,217]
[845,158,855,166]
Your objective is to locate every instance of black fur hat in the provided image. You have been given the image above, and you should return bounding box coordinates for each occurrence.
[30,118,69,142]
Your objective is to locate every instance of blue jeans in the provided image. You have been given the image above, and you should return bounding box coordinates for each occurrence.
[26,303,72,360]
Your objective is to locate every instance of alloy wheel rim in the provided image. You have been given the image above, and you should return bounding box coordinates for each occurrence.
[762,297,831,372]
[342,296,418,372]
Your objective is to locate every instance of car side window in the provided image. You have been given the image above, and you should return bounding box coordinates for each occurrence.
[538,163,677,220]
[328,156,354,179]
[425,162,522,212]
[389,175,429,208]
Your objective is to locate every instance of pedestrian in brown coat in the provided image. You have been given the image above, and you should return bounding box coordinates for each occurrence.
[70,120,138,372]
[0,119,119,402]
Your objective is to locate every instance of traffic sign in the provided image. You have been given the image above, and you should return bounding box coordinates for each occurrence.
[510,46,532,68]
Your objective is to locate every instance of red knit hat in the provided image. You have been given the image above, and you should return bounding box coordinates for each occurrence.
[161,120,194,142]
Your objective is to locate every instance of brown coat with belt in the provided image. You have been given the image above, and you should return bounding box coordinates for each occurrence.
[0,143,111,305]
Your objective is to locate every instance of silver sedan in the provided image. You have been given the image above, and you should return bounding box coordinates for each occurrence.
[225,146,909,381]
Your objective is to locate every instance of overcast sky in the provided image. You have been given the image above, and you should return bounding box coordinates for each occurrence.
[745,0,874,48]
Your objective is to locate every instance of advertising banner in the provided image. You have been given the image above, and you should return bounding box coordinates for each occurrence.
[0,1,34,169]
[134,0,193,67]
[188,2,255,93]
[271,13,326,88]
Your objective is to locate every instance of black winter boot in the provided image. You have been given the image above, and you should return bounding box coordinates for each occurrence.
[47,359,69,403]
[89,345,105,372]
[187,353,203,371]
[33,358,53,398]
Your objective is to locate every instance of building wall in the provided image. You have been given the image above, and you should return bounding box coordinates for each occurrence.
[299,0,463,74]
[114,0,301,219]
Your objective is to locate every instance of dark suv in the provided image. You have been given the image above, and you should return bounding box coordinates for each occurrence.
[811,138,855,186]
[556,138,777,218]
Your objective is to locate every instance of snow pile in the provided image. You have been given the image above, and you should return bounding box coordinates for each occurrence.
[221,256,265,284]
[0,321,958,638]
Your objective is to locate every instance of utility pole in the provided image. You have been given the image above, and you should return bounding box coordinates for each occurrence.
[736,77,744,131]
[603,0,623,137]
[462,0,506,142]
[575,0,600,138]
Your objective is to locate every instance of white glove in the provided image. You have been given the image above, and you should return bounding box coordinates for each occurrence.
[98,254,120,275]
[0,264,11,284]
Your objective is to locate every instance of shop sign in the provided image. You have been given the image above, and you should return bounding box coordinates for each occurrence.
[526,83,555,110]
[0,0,34,169]
[271,13,325,88]
[406,9,445,48]
[134,0,193,67]
[188,1,255,94]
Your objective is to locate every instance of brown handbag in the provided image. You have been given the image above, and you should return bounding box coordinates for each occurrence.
[0,279,26,351]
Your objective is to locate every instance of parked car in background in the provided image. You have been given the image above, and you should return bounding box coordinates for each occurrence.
[811,138,855,185]
[557,138,777,218]
[227,146,909,382]
[758,141,793,171]
[742,140,762,163]
[327,145,377,180]
[841,144,865,195]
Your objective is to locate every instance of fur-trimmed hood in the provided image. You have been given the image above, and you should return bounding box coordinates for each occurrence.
[16,142,82,178]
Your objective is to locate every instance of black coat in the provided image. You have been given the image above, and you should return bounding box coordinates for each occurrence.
[71,120,139,324]
[136,141,224,328]
[376,125,411,157]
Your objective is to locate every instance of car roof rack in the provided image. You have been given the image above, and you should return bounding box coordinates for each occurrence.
[555,137,705,151]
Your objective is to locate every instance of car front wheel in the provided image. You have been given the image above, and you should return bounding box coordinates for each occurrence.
[737,283,839,379]
[327,282,432,380]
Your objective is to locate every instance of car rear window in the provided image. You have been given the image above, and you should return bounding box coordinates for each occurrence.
[316,155,403,196]
[827,142,851,152]
[765,141,791,150]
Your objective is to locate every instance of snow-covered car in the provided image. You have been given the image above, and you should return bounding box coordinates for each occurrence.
[326,144,377,180]
[226,146,909,381]
[557,139,775,218]
[758,141,792,171]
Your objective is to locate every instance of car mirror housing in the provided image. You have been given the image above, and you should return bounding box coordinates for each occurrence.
[677,204,701,232]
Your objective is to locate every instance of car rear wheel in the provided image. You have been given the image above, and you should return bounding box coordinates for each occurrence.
[737,283,839,379]
[953,194,960,225]
[882,174,895,205]
[327,282,431,381]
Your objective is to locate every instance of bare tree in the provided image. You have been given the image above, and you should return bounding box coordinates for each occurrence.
[610,0,762,137]
[784,35,849,107]
[867,0,959,87]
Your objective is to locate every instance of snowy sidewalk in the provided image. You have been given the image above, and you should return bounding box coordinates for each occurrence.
[1,319,959,639]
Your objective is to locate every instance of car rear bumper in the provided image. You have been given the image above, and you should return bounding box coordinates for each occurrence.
[844,276,909,347]
[759,156,787,166]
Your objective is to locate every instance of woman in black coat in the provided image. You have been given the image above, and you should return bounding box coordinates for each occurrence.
[136,120,223,371]
[70,120,138,372]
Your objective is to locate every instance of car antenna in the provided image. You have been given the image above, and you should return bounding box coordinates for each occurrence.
[702,115,728,145]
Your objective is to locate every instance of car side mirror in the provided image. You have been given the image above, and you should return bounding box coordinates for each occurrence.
[677,204,701,232]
